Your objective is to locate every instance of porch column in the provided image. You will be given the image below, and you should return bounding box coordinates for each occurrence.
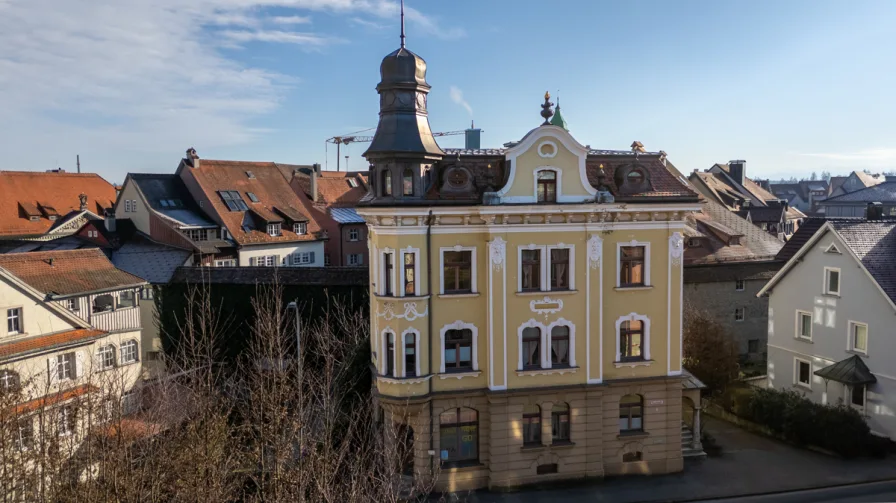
[692,406,702,451]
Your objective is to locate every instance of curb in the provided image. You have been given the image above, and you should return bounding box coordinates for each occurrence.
[644,477,896,503]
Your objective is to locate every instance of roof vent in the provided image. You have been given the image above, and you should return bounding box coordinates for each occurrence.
[246,171,255,179]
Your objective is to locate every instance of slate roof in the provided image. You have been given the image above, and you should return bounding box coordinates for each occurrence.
[814,355,876,385]
[829,176,848,195]
[776,217,827,262]
[0,171,117,238]
[128,174,215,227]
[738,206,785,223]
[829,219,896,305]
[821,181,896,204]
[0,329,106,360]
[685,199,783,265]
[0,249,146,296]
[111,240,192,284]
[330,207,365,224]
[179,160,322,246]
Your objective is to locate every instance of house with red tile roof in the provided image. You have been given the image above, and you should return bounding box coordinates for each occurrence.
[176,149,326,267]
[0,170,118,241]
[0,249,148,454]
[281,164,369,266]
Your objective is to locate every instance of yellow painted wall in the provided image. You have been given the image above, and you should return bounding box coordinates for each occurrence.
[502,134,591,199]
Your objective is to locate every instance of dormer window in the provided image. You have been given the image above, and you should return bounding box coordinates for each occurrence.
[382,170,392,196]
[537,170,557,203]
[627,170,645,184]
[402,168,414,196]
[294,222,307,235]
[267,223,282,237]
[29,216,39,222]
[347,178,359,188]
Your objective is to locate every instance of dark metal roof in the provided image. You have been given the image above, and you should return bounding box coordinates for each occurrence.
[111,241,191,284]
[830,219,896,305]
[814,355,876,385]
[776,217,827,262]
[129,174,215,228]
[821,181,896,204]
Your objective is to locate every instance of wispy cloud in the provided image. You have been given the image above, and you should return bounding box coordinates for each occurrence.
[221,30,342,47]
[349,16,388,30]
[449,86,473,116]
[799,148,896,164]
[271,15,312,25]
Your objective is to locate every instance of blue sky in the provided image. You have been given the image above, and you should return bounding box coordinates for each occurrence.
[2,0,895,183]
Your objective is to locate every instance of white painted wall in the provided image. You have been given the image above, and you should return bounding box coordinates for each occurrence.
[114,179,151,233]
[238,240,325,267]
[0,282,76,340]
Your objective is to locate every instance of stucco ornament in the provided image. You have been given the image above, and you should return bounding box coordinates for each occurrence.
[377,302,428,321]
[529,296,564,316]
[488,237,506,270]
[669,232,684,266]
[587,234,603,269]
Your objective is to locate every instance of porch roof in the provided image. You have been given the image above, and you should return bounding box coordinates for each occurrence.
[814,355,876,385]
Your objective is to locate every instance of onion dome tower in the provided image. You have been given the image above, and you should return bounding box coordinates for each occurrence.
[363,0,444,203]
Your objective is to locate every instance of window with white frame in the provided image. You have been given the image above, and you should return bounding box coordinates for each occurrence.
[734,308,745,321]
[290,251,315,266]
[617,242,650,287]
[17,419,33,450]
[57,406,76,436]
[444,328,474,371]
[267,223,282,237]
[121,390,140,415]
[735,280,745,291]
[795,358,811,388]
[294,222,307,235]
[118,290,136,309]
[616,314,650,362]
[214,259,237,267]
[520,248,542,291]
[348,228,360,241]
[850,321,868,353]
[548,246,573,291]
[381,250,395,296]
[66,298,79,311]
[1,369,20,391]
[401,249,419,296]
[796,311,812,340]
[550,325,570,366]
[96,345,116,370]
[55,352,76,381]
[403,330,418,378]
[131,200,137,212]
[521,326,541,369]
[347,253,363,266]
[7,308,22,335]
[251,255,279,267]
[184,229,210,242]
[120,340,138,364]
[824,267,840,295]
[441,248,475,294]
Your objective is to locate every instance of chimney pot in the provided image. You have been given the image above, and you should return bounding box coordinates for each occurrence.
[186,147,200,169]
[311,169,319,203]
[631,141,645,153]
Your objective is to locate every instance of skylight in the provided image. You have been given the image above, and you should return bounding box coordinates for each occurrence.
[218,190,249,211]
[247,192,260,203]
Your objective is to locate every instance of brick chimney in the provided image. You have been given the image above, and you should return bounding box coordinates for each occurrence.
[631,141,645,153]
[311,163,321,203]
[185,147,200,169]
[78,193,87,211]
[728,160,746,185]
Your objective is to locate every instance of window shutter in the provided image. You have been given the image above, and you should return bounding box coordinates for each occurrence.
[274,255,281,267]
[75,352,84,379]
[282,255,288,266]
[48,357,58,383]
[249,257,256,266]
[358,254,364,266]
[309,251,315,264]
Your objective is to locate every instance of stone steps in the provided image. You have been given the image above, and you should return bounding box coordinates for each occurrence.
[681,421,706,459]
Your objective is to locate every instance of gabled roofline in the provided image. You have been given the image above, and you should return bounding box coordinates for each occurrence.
[756,222,896,313]
[0,269,92,329]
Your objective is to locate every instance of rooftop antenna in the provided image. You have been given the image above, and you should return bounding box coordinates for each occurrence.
[400,0,406,48]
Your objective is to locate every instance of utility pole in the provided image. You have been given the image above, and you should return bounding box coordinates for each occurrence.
[76,155,81,173]
[345,155,349,171]
[336,141,341,172]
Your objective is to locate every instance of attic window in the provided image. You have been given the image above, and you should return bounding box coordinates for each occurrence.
[825,243,841,254]
[48,215,57,221]
[247,192,260,203]
[687,238,702,248]
[627,170,645,184]
[729,237,741,246]
[347,178,359,188]
[29,216,40,222]
[246,171,255,179]
[267,223,282,237]
[218,191,249,211]
[294,222,307,235]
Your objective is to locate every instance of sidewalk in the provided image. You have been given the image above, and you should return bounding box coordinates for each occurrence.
[468,416,896,503]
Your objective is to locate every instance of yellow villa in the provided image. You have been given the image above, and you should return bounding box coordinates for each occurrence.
[356,28,703,492]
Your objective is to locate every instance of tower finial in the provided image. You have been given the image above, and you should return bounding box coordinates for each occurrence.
[400,0,406,48]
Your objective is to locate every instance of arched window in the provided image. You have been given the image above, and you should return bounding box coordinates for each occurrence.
[619,394,643,432]
[444,329,473,371]
[439,407,478,465]
[402,168,414,196]
[522,327,541,369]
[537,170,557,203]
[551,403,570,442]
[0,369,20,392]
[385,332,395,377]
[120,340,139,364]
[382,170,392,196]
[620,320,644,361]
[404,332,416,378]
[96,344,116,370]
[550,326,570,366]
[522,405,541,446]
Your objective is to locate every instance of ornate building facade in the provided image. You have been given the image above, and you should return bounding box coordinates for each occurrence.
[357,29,701,492]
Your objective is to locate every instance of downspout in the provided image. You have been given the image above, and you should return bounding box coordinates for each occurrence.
[426,209,434,479]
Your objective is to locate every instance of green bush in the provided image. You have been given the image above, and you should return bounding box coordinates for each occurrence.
[741,387,879,458]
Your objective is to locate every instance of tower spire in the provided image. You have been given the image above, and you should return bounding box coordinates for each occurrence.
[400,0,406,48]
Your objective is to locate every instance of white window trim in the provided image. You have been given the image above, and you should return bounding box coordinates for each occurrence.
[294,222,307,235]
[439,245,478,295]
[795,310,813,341]
[614,313,651,362]
[735,307,745,322]
[533,167,562,202]
[825,243,841,254]
[7,307,22,336]
[379,327,395,376]
[120,340,139,364]
[401,246,421,297]
[823,266,841,296]
[379,248,397,296]
[439,320,479,374]
[546,244,575,291]
[401,327,421,378]
[847,320,869,354]
[794,357,812,389]
[849,383,866,411]
[517,244,548,292]
[95,344,116,371]
[348,228,360,241]
[518,319,547,370]
[616,240,651,287]
[547,318,576,368]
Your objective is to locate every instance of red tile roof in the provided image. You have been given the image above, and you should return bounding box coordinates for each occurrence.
[0,171,117,238]
[313,171,369,207]
[586,154,698,199]
[181,160,322,246]
[0,328,106,359]
[0,249,146,295]
[14,383,97,415]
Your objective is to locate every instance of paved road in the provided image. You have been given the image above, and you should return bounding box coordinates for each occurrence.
[703,480,896,503]
[468,416,896,503]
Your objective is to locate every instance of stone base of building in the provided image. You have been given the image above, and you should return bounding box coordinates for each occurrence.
[380,376,685,493]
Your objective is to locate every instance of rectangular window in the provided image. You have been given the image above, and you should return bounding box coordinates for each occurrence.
[17,419,33,450]
[734,307,745,321]
[619,246,646,286]
[347,253,363,266]
[444,329,473,371]
[93,294,114,313]
[254,255,279,267]
[324,254,331,266]
[619,395,643,432]
[443,251,472,294]
[403,252,416,296]
[551,404,570,442]
[7,308,22,335]
[348,228,360,241]
[404,332,416,377]
[851,322,868,353]
[246,192,259,203]
[521,250,541,291]
[796,359,811,387]
[797,311,812,340]
[537,463,558,475]
[549,248,570,291]
[294,222,307,235]
[218,191,249,211]
[620,320,643,361]
[385,332,395,377]
[214,259,237,267]
[185,229,210,242]
[267,223,282,237]
[522,327,541,369]
[57,352,76,381]
[824,267,840,295]
[536,170,557,203]
[120,341,139,364]
[735,280,745,291]
[851,384,865,407]
[290,252,314,266]
[118,291,136,309]
[124,199,132,213]
[383,252,394,296]
[522,406,541,446]
[439,408,478,465]
[58,406,76,436]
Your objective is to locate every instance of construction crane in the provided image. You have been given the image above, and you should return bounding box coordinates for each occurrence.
[325,130,467,171]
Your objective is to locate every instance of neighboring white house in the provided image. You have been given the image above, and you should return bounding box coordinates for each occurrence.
[758,219,896,438]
